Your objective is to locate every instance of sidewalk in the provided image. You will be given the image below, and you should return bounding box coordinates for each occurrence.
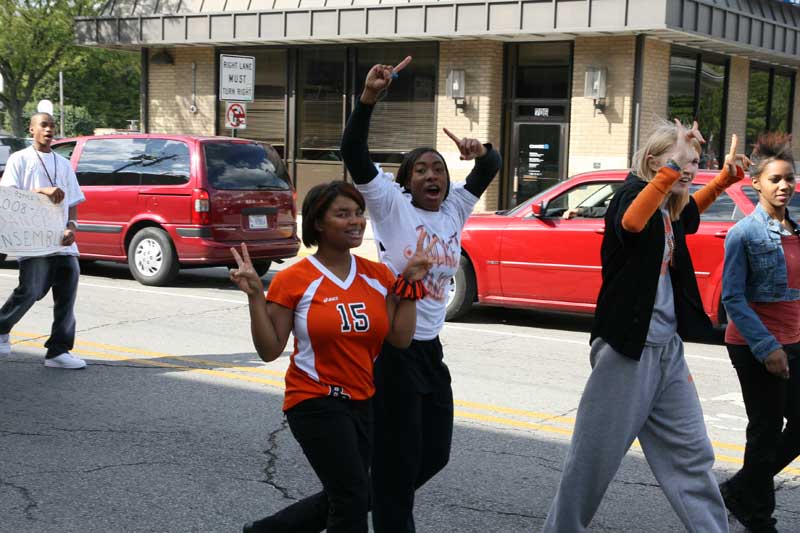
[294,215,379,261]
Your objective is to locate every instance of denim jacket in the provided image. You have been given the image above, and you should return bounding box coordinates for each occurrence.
[722,204,800,360]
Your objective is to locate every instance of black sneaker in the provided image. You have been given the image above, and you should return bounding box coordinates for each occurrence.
[720,481,778,533]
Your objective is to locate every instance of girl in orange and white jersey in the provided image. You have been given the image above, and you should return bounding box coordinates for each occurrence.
[233,181,435,533]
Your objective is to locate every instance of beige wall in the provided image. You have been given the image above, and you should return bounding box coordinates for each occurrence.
[637,38,670,153]
[436,40,504,212]
[568,36,636,177]
[725,56,750,155]
[148,48,216,135]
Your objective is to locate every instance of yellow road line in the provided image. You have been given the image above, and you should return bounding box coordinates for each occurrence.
[13,332,800,474]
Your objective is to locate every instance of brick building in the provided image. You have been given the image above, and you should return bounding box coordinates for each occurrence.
[75,0,800,210]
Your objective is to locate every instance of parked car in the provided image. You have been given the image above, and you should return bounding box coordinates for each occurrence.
[447,169,786,326]
[51,134,299,286]
[0,136,28,177]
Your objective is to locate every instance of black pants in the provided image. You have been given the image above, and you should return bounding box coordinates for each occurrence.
[371,338,454,533]
[0,255,80,357]
[725,343,800,526]
[247,397,372,533]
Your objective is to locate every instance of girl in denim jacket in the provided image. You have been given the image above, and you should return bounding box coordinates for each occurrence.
[720,134,798,533]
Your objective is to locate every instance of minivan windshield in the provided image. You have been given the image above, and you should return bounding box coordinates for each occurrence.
[204,142,291,191]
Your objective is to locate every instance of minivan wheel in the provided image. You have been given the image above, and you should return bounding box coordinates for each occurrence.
[128,228,179,286]
[254,261,272,278]
[446,255,477,321]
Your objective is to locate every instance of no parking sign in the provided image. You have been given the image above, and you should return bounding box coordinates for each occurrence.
[225,102,247,129]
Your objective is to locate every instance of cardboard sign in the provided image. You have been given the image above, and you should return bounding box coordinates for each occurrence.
[0,186,66,256]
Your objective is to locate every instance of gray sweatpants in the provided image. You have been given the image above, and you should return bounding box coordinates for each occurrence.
[542,335,728,533]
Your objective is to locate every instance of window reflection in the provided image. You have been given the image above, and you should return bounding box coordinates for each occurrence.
[746,66,795,152]
[355,44,437,163]
[667,51,727,170]
[297,48,345,161]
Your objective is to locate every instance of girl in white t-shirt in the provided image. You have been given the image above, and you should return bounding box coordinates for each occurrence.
[341,56,501,533]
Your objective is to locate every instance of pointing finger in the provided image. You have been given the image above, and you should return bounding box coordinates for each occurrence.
[443,127,462,145]
[728,134,738,161]
[393,56,412,74]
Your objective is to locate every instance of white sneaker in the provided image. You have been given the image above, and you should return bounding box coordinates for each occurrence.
[0,334,9,355]
[44,352,87,369]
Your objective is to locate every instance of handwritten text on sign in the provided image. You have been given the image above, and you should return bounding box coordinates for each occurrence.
[219,54,255,102]
[0,186,66,256]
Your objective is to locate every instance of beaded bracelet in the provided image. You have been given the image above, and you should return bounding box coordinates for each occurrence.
[392,275,428,300]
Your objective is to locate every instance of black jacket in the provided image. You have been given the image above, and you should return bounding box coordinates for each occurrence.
[590,172,714,360]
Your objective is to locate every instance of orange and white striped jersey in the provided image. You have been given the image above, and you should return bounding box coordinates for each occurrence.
[267,254,396,411]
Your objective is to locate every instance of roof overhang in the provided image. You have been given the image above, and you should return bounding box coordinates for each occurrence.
[74,0,800,67]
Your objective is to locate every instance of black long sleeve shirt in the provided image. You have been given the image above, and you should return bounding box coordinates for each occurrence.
[340,100,501,199]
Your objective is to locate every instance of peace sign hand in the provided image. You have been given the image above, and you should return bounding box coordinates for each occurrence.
[723,134,752,180]
[361,56,412,105]
[402,229,438,282]
[443,128,487,161]
[670,119,705,169]
[230,243,265,296]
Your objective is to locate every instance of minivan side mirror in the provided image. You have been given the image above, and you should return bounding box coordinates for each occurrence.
[531,200,547,217]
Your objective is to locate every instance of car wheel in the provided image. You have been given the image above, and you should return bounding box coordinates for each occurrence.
[446,255,477,321]
[128,227,179,286]
[254,260,272,278]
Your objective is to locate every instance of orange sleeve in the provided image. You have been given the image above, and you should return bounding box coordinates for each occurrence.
[691,166,744,214]
[621,167,681,233]
[265,267,302,310]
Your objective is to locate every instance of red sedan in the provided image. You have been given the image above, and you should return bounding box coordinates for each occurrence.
[447,170,785,325]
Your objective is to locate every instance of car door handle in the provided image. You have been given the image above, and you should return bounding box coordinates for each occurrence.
[594,228,605,234]
[714,230,728,238]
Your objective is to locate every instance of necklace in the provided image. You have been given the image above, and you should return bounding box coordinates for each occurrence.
[33,149,57,187]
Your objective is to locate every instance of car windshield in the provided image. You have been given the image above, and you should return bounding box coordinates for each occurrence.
[505,182,562,216]
[0,137,27,152]
[204,142,291,191]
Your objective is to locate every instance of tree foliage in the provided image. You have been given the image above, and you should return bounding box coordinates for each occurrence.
[0,0,139,137]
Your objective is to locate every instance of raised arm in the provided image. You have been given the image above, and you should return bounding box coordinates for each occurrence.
[341,56,412,185]
[692,134,750,213]
[441,127,501,198]
[622,120,704,233]
[230,244,292,362]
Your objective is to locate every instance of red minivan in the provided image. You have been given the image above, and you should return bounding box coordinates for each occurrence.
[52,134,299,286]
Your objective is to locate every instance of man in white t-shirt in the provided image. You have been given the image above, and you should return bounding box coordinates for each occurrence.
[0,113,87,369]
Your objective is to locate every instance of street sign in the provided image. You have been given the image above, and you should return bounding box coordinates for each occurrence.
[219,54,255,102]
[225,102,247,129]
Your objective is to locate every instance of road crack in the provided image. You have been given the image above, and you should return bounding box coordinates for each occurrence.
[447,502,545,520]
[0,474,39,520]
[261,418,295,501]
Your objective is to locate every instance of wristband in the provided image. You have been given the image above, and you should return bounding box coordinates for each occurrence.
[392,275,428,300]
[665,159,682,173]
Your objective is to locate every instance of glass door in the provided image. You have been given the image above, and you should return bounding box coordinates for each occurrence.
[510,123,566,206]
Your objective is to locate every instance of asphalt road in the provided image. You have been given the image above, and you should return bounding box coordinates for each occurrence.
[1,258,798,532]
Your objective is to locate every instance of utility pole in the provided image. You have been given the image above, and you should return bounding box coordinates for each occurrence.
[59,71,64,137]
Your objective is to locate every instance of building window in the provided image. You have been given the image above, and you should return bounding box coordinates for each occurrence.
[746,66,795,151]
[354,44,437,163]
[297,48,346,162]
[217,49,287,157]
[515,42,571,100]
[668,49,728,169]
